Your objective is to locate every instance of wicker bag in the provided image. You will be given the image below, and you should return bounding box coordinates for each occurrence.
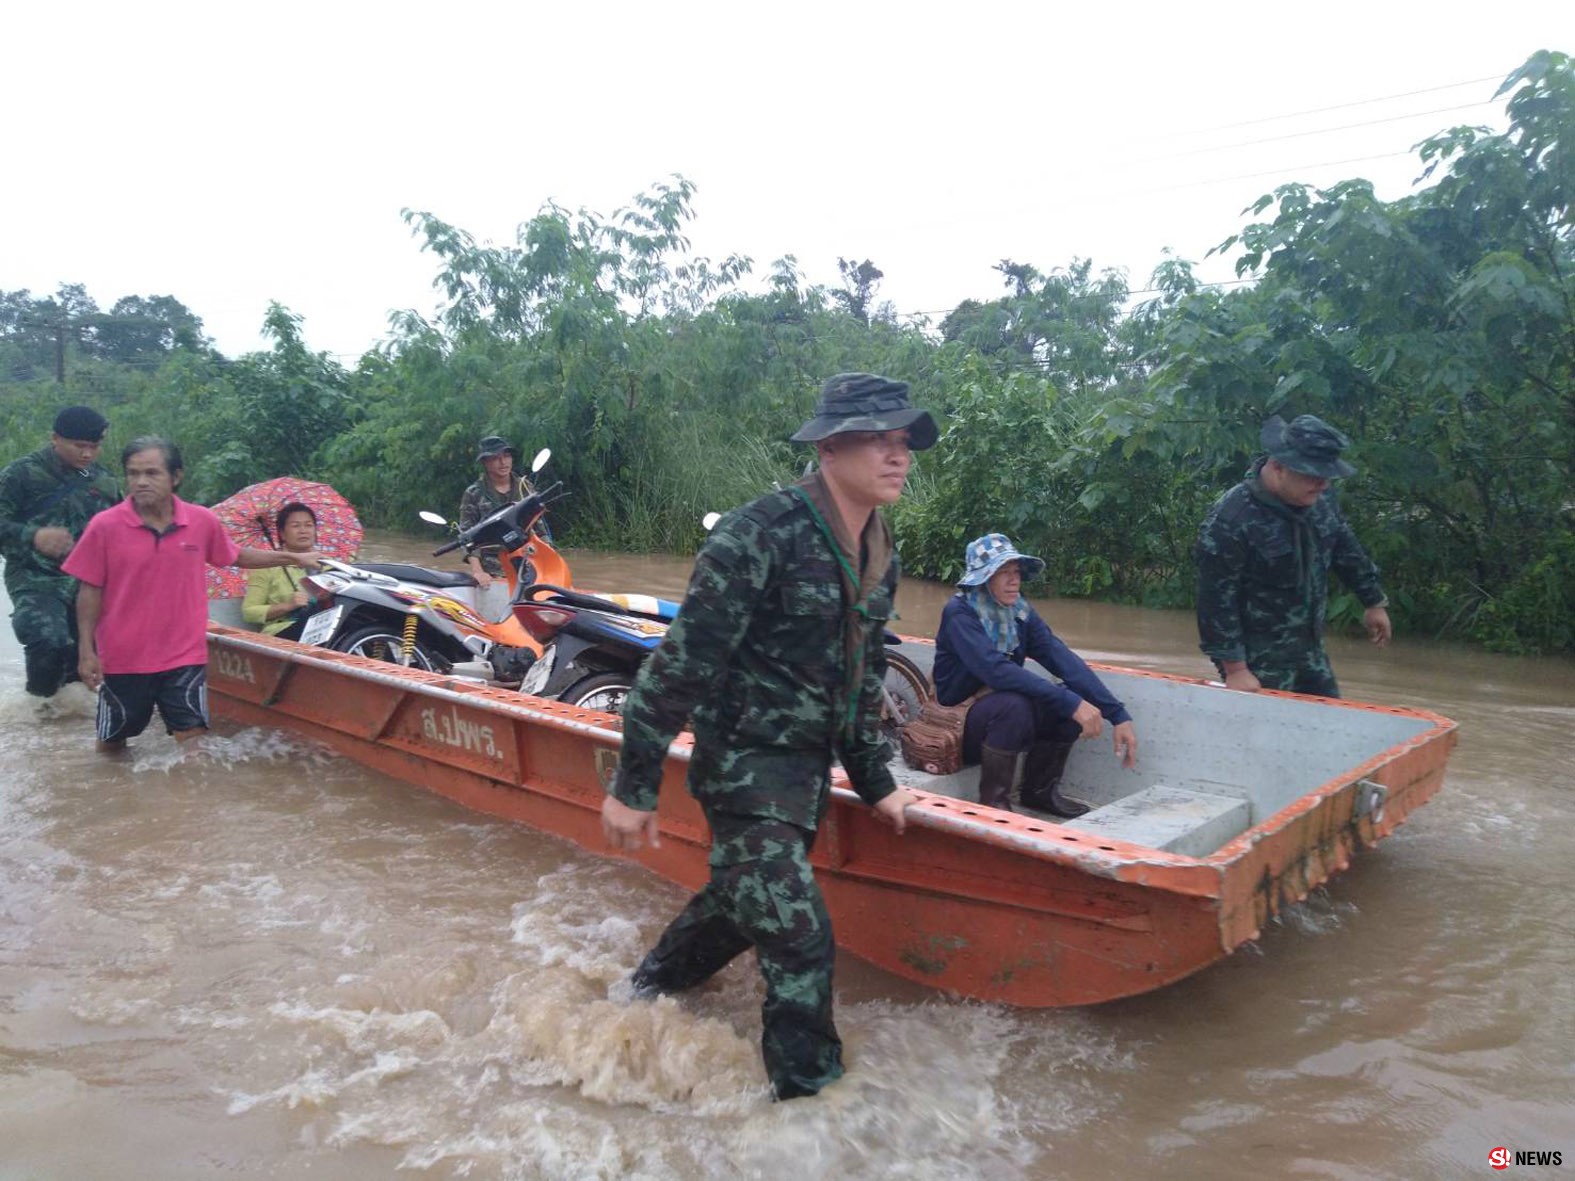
[900,697,975,775]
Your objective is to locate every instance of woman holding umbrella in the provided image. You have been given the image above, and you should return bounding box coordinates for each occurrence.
[241,502,320,639]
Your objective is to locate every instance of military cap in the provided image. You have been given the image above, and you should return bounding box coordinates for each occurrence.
[1261,414,1355,479]
[53,405,108,442]
[790,373,938,451]
[475,435,520,463]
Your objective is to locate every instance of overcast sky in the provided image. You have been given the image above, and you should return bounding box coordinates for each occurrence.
[4,1,1569,361]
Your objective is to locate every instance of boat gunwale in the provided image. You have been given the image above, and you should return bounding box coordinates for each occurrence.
[206,622,1455,901]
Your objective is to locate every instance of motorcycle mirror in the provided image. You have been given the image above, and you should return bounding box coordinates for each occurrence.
[417,510,448,527]
[702,512,721,531]
[530,448,551,474]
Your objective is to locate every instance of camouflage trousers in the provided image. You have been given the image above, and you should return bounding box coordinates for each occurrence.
[10,589,80,698]
[1225,643,1340,699]
[631,811,842,1100]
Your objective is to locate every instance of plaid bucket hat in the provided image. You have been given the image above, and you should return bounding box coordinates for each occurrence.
[957,533,1045,587]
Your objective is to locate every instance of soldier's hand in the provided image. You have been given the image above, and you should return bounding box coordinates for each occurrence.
[1111,721,1138,769]
[873,787,917,834]
[32,526,74,559]
[78,651,103,691]
[1072,699,1103,739]
[601,794,660,851]
[1364,605,1392,648]
[1223,663,1262,693]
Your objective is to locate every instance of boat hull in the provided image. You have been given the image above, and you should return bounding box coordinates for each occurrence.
[205,624,1456,1006]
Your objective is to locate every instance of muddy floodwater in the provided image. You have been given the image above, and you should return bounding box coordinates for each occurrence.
[2,531,1572,1179]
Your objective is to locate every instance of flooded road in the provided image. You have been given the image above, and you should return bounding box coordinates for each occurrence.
[2,531,1572,1179]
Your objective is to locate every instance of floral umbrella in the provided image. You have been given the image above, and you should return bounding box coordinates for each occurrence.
[205,477,363,599]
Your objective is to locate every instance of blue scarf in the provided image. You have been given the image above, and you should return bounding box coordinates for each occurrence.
[965,586,1031,654]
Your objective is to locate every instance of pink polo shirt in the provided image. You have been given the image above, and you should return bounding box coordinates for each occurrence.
[63,496,241,674]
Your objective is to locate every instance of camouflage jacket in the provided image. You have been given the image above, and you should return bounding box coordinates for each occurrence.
[458,478,519,576]
[612,486,898,829]
[0,445,119,599]
[1195,473,1385,668]
[459,476,550,575]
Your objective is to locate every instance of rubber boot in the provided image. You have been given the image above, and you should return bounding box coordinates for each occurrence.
[977,745,1021,813]
[1019,740,1090,819]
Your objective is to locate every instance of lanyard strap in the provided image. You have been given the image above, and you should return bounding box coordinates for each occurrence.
[792,488,870,737]
[792,488,871,617]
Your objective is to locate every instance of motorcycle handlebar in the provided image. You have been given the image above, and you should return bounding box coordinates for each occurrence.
[440,486,562,558]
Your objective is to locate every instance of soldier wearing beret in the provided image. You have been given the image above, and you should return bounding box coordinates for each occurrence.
[0,406,119,717]
[1195,414,1392,698]
[600,373,931,1100]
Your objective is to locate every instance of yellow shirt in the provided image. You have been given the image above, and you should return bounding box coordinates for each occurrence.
[242,565,308,635]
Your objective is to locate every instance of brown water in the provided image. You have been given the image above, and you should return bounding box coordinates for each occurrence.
[2,531,1572,1179]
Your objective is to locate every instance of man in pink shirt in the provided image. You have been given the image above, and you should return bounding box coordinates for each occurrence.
[63,437,323,752]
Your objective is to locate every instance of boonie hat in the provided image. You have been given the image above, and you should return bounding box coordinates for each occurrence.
[790,373,938,450]
[957,533,1045,587]
[53,405,108,442]
[1261,414,1355,479]
[475,435,519,464]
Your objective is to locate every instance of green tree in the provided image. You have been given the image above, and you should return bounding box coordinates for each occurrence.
[87,295,209,361]
[938,258,1133,397]
[832,257,884,325]
[1076,49,1575,650]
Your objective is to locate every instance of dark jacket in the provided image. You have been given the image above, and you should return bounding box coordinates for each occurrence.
[613,486,897,828]
[933,594,1131,725]
[1195,474,1384,669]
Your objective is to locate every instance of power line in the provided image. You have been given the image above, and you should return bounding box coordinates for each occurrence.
[1164,100,1495,160]
[893,98,1500,240]
[1199,73,1506,133]
[1137,149,1417,197]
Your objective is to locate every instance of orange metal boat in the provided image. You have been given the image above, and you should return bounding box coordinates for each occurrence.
[204,619,1456,1007]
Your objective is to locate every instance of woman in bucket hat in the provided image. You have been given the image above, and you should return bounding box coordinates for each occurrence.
[932,533,1139,817]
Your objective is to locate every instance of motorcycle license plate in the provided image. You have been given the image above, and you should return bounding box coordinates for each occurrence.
[298,605,343,647]
[520,646,554,696]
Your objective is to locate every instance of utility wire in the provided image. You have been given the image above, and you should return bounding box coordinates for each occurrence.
[1161,100,1495,160]
[1130,149,1416,197]
[1196,73,1506,133]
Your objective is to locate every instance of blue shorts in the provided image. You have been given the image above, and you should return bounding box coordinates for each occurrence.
[98,663,209,742]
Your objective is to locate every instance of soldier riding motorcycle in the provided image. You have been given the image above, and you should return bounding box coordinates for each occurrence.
[292,452,569,682]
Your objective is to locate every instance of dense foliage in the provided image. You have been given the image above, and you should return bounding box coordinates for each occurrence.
[4,53,1571,653]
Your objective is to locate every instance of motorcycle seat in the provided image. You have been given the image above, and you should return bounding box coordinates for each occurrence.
[356,562,478,588]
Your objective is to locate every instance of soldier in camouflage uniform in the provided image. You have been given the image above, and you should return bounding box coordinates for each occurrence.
[1195,414,1392,698]
[600,373,934,1100]
[459,435,548,620]
[0,406,119,713]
